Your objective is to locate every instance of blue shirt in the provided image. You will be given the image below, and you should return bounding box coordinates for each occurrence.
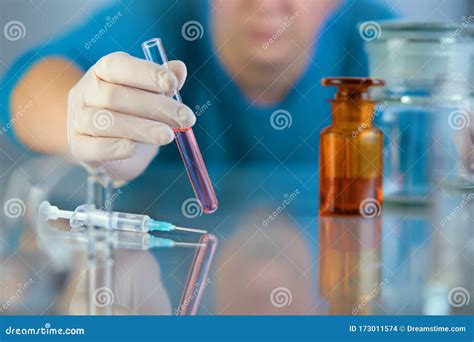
[1,0,397,165]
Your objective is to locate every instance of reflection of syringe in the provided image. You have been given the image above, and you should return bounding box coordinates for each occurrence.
[69,228,203,249]
[39,201,206,234]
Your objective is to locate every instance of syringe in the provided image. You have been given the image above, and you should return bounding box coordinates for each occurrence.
[39,201,207,234]
[141,38,218,214]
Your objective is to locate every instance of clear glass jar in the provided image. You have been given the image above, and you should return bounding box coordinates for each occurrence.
[365,22,474,203]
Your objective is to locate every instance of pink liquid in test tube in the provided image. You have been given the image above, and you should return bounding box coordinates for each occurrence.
[142,38,218,214]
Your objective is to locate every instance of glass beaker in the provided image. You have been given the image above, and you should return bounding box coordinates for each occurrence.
[365,22,474,203]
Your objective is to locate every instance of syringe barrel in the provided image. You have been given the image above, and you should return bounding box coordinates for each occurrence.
[111,212,149,232]
[70,206,149,232]
[141,38,218,214]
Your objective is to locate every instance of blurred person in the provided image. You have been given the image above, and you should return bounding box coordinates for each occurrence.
[1,0,397,184]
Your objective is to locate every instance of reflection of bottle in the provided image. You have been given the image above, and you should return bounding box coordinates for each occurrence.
[318,216,382,315]
[319,78,385,216]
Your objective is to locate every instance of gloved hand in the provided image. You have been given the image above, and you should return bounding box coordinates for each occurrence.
[67,52,195,186]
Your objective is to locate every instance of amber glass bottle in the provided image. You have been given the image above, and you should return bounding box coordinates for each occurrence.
[319,77,384,216]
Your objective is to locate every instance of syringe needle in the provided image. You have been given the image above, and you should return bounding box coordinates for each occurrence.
[147,219,206,234]
[173,242,206,248]
[173,226,207,234]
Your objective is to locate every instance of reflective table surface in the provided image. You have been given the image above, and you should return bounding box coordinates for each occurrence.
[0,157,472,315]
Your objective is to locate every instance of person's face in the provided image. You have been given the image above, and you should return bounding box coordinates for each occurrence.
[211,0,337,66]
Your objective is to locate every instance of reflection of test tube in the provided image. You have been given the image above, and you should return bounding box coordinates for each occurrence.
[178,234,218,315]
[141,38,218,214]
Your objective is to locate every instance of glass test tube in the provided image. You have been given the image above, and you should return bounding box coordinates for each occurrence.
[141,38,218,214]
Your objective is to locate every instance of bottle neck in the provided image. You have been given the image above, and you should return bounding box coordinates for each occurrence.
[330,98,375,128]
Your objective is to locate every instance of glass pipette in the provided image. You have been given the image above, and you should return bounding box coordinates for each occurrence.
[141,38,218,214]
[39,201,207,234]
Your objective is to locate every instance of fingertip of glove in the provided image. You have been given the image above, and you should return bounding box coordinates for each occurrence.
[120,139,137,157]
[167,60,187,89]
[155,69,179,92]
[163,127,175,144]
[177,106,196,128]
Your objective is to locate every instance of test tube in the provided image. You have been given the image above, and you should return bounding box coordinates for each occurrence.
[141,38,218,214]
